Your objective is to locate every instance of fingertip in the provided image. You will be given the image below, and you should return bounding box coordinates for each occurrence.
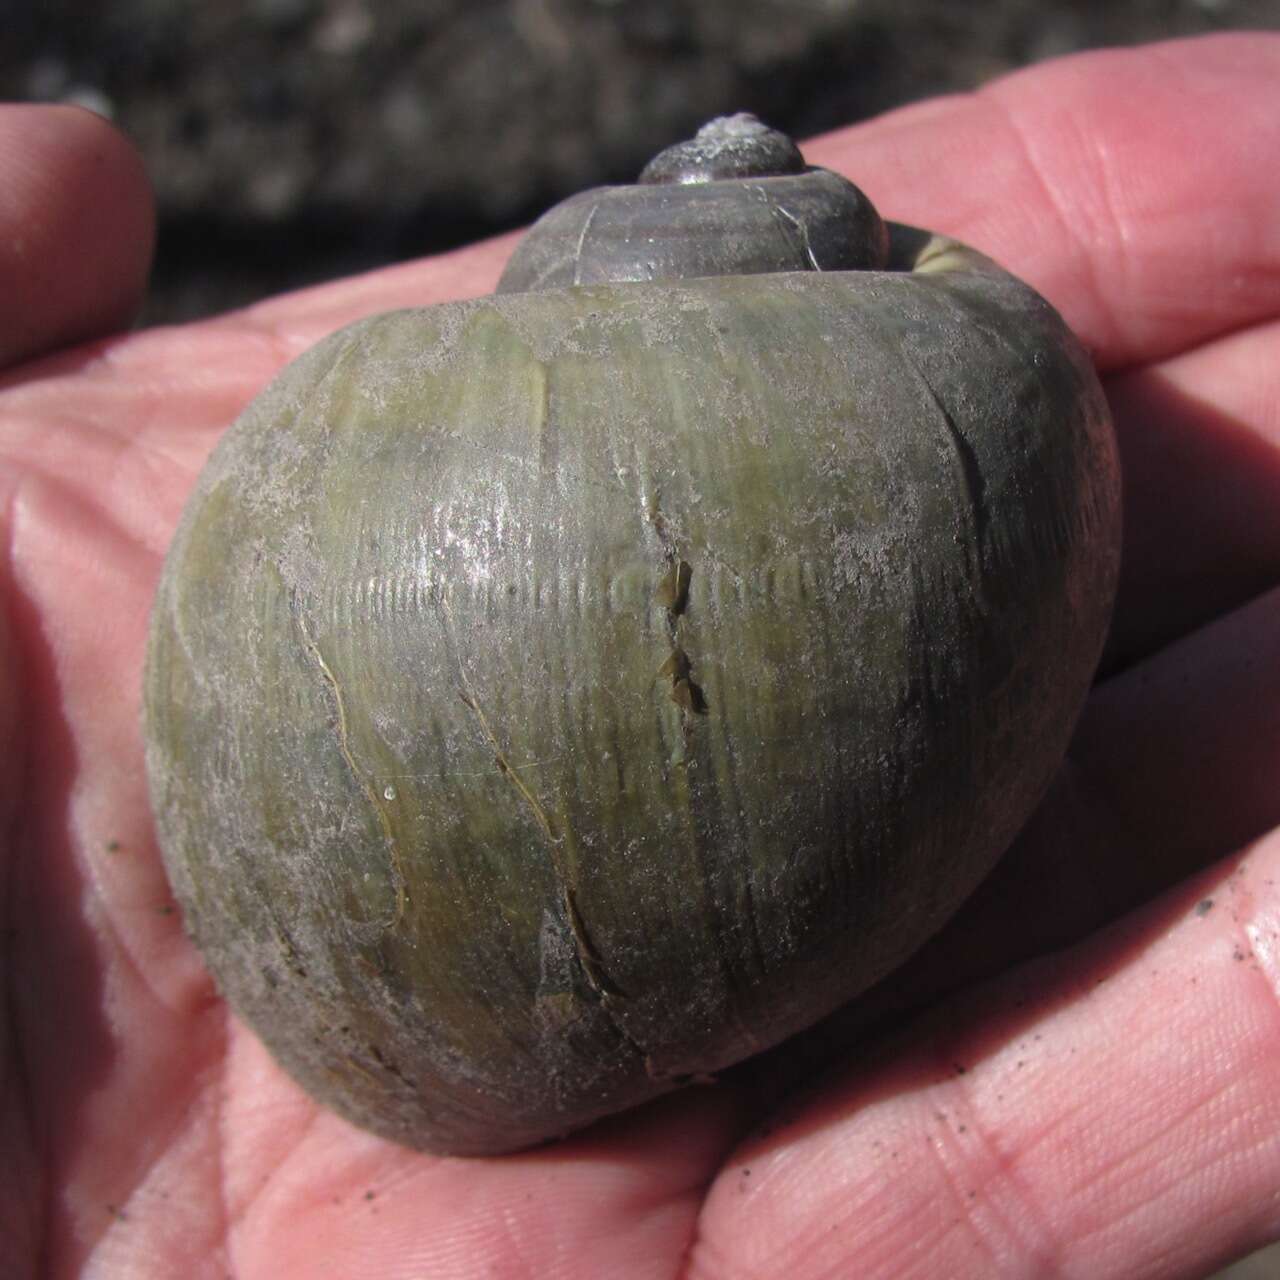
[0,103,155,368]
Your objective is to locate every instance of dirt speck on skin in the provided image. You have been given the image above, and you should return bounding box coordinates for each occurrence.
[1196,898,1215,916]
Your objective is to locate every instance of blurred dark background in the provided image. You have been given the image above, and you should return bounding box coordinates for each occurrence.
[3,0,1279,323]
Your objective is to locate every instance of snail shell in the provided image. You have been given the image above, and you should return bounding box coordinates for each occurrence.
[144,116,1120,1155]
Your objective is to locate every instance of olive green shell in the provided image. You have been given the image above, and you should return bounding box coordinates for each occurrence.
[144,234,1119,1155]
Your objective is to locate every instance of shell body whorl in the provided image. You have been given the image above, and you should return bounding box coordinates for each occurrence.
[145,241,1120,1154]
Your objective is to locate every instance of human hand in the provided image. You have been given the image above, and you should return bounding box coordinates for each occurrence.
[2,33,1278,1278]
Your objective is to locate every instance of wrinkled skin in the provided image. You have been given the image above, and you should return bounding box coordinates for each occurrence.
[3,34,1280,1278]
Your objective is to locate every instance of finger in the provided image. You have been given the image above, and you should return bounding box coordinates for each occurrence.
[1105,316,1280,667]
[1077,583,1280,869]
[689,833,1280,1280]
[807,33,1280,371]
[900,569,1280,1003]
[0,104,154,369]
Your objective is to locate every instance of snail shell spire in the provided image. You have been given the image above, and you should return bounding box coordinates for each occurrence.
[638,113,806,184]
[496,114,888,294]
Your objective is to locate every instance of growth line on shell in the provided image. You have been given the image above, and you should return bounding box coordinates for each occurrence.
[455,688,560,849]
[757,189,822,271]
[572,201,600,287]
[294,608,409,928]
[437,590,564,850]
[453,691,635,1015]
[900,342,992,615]
[438,598,640,1018]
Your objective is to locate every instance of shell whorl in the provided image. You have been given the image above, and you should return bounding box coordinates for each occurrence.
[496,114,888,294]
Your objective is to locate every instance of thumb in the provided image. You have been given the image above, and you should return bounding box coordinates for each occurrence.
[0,104,154,369]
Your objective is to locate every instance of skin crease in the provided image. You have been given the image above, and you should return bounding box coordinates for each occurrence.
[1,32,1280,1279]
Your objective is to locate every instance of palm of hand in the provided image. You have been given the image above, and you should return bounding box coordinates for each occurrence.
[4,36,1280,1279]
